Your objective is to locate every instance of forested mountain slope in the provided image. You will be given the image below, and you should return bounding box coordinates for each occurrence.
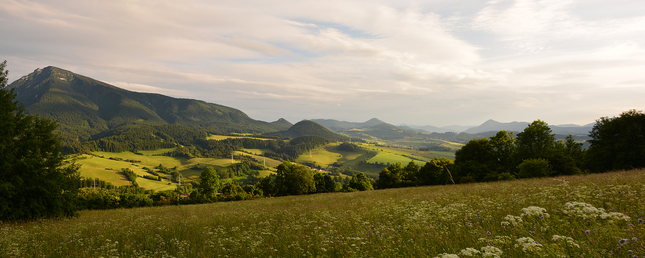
[8,66,290,142]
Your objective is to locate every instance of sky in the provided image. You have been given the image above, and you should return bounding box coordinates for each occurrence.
[1,0,645,127]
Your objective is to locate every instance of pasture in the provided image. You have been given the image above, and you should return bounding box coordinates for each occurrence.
[2,169,644,257]
[73,147,277,191]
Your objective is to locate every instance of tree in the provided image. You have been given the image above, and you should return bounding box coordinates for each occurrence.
[517,158,553,178]
[454,138,494,182]
[274,161,316,196]
[220,184,247,201]
[1,61,81,220]
[376,162,404,189]
[198,167,220,200]
[418,157,454,185]
[515,120,556,159]
[489,130,515,171]
[348,173,374,191]
[586,110,645,172]
[314,173,336,193]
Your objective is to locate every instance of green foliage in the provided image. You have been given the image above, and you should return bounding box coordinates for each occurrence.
[586,109,645,172]
[274,161,316,196]
[313,173,336,193]
[76,187,156,210]
[337,142,359,152]
[120,168,139,187]
[418,157,455,185]
[0,61,81,221]
[220,184,248,201]
[376,162,404,189]
[198,167,220,200]
[454,121,585,183]
[515,120,556,159]
[348,173,374,191]
[517,158,553,178]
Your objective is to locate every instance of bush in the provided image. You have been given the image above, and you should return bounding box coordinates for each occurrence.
[517,158,553,178]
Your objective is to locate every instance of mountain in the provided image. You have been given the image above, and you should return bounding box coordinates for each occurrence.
[400,124,475,133]
[340,122,421,141]
[464,120,529,134]
[7,66,288,142]
[310,118,385,132]
[270,118,293,129]
[463,119,593,135]
[271,120,350,141]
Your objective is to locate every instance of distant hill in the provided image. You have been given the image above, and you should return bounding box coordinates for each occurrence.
[310,118,385,132]
[7,66,289,142]
[270,118,293,129]
[400,124,475,133]
[270,120,350,141]
[463,119,593,135]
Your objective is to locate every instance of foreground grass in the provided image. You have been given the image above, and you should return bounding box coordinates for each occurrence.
[2,170,645,257]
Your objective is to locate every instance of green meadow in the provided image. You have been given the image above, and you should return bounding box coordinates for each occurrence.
[2,169,644,257]
[73,146,276,191]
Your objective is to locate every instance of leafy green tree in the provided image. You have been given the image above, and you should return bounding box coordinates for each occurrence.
[348,173,374,191]
[418,157,454,185]
[454,138,494,182]
[376,162,404,189]
[586,110,645,172]
[517,158,553,178]
[274,161,316,196]
[515,120,556,159]
[489,130,515,171]
[257,176,275,197]
[402,161,420,185]
[313,173,336,193]
[198,167,220,200]
[220,184,247,201]
[1,61,81,220]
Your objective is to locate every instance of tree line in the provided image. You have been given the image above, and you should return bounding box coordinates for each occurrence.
[375,114,645,190]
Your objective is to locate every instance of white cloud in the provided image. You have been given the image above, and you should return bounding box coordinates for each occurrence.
[2,0,645,126]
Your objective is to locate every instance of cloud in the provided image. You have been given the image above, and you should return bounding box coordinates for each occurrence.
[2,0,645,126]
[108,82,192,97]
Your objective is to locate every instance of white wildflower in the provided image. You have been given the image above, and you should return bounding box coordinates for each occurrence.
[600,212,631,222]
[459,247,481,257]
[515,237,542,252]
[481,246,503,258]
[502,215,523,227]
[552,235,580,248]
[521,206,549,218]
[435,253,460,258]
[563,202,631,222]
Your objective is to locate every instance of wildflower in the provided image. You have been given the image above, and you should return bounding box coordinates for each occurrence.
[487,231,491,235]
[521,206,549,218]
[459,248,481,257]
[515,237,542,252]
[585,230,591,235]
[619,239,629,245]
[480,246,503,258]
[632,237,638,242]
[552,235,580,248]
[638,218,644,224]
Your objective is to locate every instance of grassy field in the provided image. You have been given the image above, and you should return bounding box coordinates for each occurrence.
[291,142,456,178]
[73,148,277,191]
[2,169,644,257]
